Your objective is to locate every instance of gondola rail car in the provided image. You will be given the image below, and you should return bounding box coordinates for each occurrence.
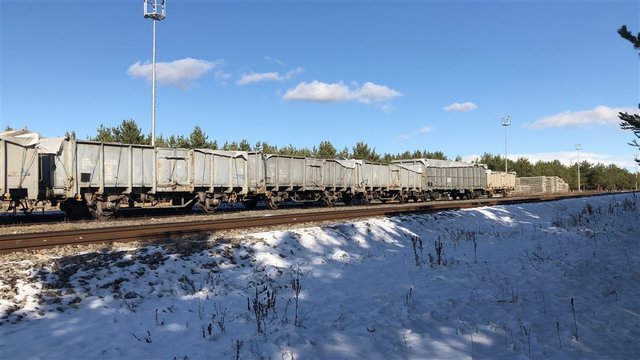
[1,130,519,218]
[486,170,516,196]
[55,138,252,217]
[391,158,489,200]
[0,130,62,213]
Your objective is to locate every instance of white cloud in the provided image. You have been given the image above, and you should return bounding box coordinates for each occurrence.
[127,57,220,87]
[283,80,351,102]
[283,80,401,104]
[528,105,637,129]
[444,101,478,112]
[264,56,285,66]
[237,72,280,85]
[214,70,231,80]
[395,125,434,141]
[352,82,402,104]
[237,67,304,85]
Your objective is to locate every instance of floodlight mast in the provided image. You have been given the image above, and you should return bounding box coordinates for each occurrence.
[502,115,511,173]
[576,144,582,192]
[144,0,166,147]
[635,153,638,191]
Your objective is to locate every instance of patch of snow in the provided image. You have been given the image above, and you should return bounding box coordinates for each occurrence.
[0,193,638,359]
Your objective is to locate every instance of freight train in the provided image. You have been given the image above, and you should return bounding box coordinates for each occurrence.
[1,129,515,218]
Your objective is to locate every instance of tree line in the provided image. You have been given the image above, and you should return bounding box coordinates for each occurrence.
[477,153,636,192]
[84,119,636,191]
[86,119,448,162]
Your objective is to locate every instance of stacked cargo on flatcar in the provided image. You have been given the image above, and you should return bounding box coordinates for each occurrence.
[515,176,569,194]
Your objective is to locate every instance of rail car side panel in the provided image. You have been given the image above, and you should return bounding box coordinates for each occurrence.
[393,164,422,190]
[0,140,4,197]
[265,155,323,191]
[68,141,154,194]
[208,151,248,194]
[131,147,155,189]
[193,150,212,189]
[323,161,336,189]
[1,140,39,199]
[156,148,193,192]
[305,158,324,190]
[328,159,357,190]
[290,157,305,188]
[360,162,390,190]
[246,153,266,193]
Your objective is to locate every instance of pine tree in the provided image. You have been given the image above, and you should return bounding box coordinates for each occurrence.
[189,126,209,149]
[114,119,147,144]
[316,140,337,159]
[91,119,147,144]
[618,25,640,161]
[351,142,381,162]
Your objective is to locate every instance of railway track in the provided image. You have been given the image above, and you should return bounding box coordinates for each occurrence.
[0,192,623,254]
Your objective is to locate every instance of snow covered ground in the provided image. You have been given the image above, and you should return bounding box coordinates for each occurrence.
[1,193,638,360]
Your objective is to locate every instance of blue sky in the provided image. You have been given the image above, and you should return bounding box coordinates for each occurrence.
[1,0,639,170]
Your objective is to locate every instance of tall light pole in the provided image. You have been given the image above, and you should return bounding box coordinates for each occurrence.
[144,0,166,146]
[575,144,582,192]
[502,115,511,173]
[635,153,638,191]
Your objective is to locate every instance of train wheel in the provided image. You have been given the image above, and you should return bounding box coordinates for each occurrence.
[342,194,353,205]
[267,198,279,210]
[323,197,335,207]
[19,200,35,214]
[198,202,214,213]
[91,201,120,220]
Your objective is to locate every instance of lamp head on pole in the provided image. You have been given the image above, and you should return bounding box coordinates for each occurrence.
[575,144,582,151]
[144,0,166,21]
[502,115,511,127]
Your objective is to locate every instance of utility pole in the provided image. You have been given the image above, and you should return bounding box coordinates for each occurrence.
[502,115,511,173]
[144,0,166,146]
[576,144,582,191]
[635,153,638,191]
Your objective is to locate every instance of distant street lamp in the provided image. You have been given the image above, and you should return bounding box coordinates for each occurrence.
[576,144,582,192]
[502,116,511,173]
[144,0,166,146]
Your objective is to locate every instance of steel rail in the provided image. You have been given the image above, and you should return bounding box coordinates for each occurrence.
[0,192,624,254]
